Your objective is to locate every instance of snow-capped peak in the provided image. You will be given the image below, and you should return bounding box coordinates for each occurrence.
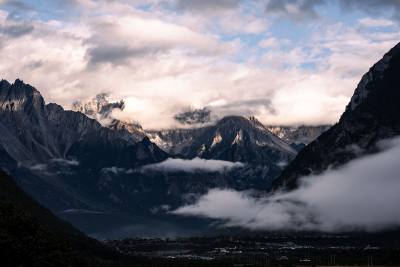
[231,130,243,145]
[211,132,223,148]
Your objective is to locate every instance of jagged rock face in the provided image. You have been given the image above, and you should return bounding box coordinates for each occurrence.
[0,79,45,116]
[274,42,400,190]
[72,93,124,117]
[0,79,59,163]
[47,103,166,168]
[72,94,146,142]
[146,116,298,190]
[149,116,296,165]
[184,116,296,163]
[147,127,205,155]
[149,118,328,160]
[0,80,165,167]
[0,79,168,210]
[107,119,147,142]
[147,116,298,188]
[267,125,331,146]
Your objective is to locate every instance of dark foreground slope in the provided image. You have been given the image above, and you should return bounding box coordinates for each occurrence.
[0,169,130,266]
[274,42,400,190]
[0,170,233,267]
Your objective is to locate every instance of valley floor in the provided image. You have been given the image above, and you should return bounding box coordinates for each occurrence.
[105,232,400,267]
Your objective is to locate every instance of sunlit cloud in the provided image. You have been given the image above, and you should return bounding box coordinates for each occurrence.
[0,0,399,129]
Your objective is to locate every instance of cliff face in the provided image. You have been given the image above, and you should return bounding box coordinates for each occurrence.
[72,93,147,142]
[149,116,296,164]
[274,42,400,190]
[267,125,330,146]
[0,80,167,167]
[0,79,169,218]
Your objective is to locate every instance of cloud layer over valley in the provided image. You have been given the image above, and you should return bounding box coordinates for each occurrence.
[142,157,244,173]
[173,137,400,232]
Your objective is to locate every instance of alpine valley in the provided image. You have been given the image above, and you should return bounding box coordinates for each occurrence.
[2,41,400,244]
[2,35,400,267]
[3,0,400,265]
[0,78,329,238]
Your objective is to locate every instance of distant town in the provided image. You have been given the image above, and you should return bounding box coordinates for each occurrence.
[105,233,400,266]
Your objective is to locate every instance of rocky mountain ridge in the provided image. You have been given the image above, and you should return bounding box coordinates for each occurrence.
[0,78,348,238]
[72,93,328,158]
[0,79,294,237]
[72,93,147,142]
[274,42,400,190]
[147,117,329,161]
[0,79,173,235]
[266,125,330,146]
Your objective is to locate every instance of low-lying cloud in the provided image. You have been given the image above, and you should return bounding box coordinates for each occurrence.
[50,158,79,166]
[142,157,244,173]
[29,163,47,172]
[27,158,79,175]
[101,166,134,174]
[173,137,400,232]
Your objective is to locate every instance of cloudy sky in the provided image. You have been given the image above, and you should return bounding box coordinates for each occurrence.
[0,0,399,129]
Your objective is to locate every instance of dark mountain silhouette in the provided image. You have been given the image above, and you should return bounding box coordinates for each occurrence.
[274,42,400,190]
[0,79,173,236]
[0,169,129,266]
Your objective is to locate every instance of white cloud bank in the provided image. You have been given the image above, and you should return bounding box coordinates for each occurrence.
[0,1,399,129]
[142,157,244,173]
[173,137,400,232]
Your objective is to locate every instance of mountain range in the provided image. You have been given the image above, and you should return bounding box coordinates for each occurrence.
[1,40,400,266]
[72,94,328,156]
[0,79,329,237]
[2,42,400,240]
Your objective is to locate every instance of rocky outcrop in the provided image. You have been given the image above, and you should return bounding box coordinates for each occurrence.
[267,125,330,146]
[72,93,147,142]
[0,79,168,213]
[149,116,296,164]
